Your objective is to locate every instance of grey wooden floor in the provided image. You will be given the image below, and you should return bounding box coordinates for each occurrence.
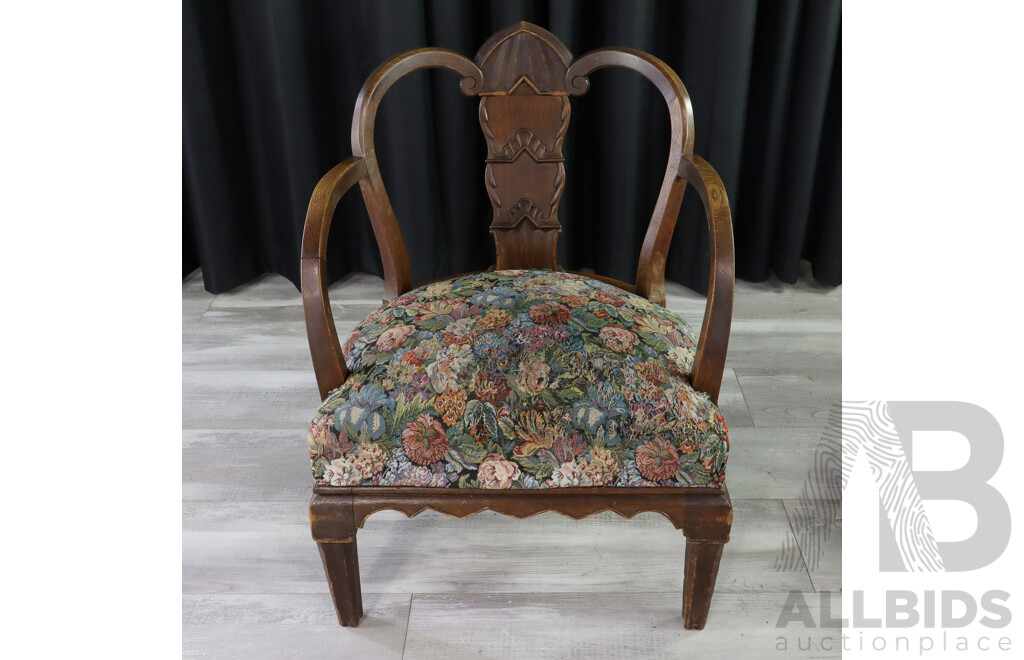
[183,269,841,659]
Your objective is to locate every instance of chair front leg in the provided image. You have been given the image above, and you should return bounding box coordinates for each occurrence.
[680,490,732,629]
[682,538,726,629]
[310,495,363,626]
[318,537,363,626]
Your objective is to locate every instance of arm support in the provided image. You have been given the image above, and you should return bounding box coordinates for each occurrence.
[681,155,734,404]
[567,48,694,306]
[567,49,733,402]
[301,50,483,400]
[301,157,368,400]
[351,48,483,301]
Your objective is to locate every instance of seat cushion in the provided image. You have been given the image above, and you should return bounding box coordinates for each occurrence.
[309,270,728,489]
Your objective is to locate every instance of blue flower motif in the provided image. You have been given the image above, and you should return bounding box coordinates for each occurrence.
[521,474,541,489]
[334,384,395,440]
[472,331,503,359]
[571,382,630,445]
[472,286,519,308]
[617,459,645,486]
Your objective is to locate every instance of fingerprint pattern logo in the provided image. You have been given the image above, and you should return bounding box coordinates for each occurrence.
[774,404,842,573]
[842,401,944,572]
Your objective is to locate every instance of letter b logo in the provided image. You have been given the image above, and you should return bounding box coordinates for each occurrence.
[844,401,1011,571]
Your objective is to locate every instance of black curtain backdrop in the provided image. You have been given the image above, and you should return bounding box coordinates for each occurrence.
[184,0,841,294]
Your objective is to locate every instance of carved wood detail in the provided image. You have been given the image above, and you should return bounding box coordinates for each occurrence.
[475,23,573,270]
[312,486,733,538]
[474,23,573,94]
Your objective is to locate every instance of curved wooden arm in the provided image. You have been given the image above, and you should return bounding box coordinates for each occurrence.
[301,157,368,400]
[680,155,734,404]
[351,48,483,301]
[566,48,694,306]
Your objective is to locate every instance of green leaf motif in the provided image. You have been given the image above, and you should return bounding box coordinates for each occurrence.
[457,441,490,464]
[417,317,455,332]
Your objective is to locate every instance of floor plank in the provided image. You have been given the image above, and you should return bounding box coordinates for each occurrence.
[735,372,840,428]
[207,272,385,309]
[182,370,320,429]
[784,499,842,592]
[183,430,312,502]
[725,427,832,500]
[716,367,754,428]
[183,593,412,659]
[183,269,216,323]
[402,591,841,659]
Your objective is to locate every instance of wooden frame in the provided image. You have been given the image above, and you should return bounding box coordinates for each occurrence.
[300,22,735,630]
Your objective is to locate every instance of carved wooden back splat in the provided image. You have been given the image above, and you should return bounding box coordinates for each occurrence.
[475,23,572,270]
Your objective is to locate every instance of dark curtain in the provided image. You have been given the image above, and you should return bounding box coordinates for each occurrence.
[184,0,841,293]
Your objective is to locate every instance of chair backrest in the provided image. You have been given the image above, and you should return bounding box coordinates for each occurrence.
[350,22,697,304]
[475,23,574,271]
[307,22,733,403]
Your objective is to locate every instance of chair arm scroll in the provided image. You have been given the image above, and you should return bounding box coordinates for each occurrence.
[681,155,734,405]
[301,157,369,400]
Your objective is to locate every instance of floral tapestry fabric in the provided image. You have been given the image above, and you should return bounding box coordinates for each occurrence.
[309,270,728,489]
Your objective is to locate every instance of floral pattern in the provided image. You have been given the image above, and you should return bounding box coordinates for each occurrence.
[309,270,728,489]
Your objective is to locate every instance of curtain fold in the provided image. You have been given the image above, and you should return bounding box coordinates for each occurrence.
[184,0,841,293]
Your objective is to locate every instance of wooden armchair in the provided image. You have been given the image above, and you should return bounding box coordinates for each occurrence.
[302,23,734,630]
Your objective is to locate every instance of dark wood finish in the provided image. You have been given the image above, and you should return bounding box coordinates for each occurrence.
[682,155,734,403]
[351,48,483,301]
[567,48,695,308]
[300,22,736,630]
[300,157,367,399]
[312,485,730,535]
[476,24,572,270]
[683,540,726,630]
[310,495,362,626]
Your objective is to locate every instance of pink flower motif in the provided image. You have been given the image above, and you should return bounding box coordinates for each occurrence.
[516,358,550,394]
[376,324,416,352]
[528,301,571,325]
[599,325,640,353]
[477,453,521,489]
[402,414,450,465]
[343,331,361,355]
[635,437,681,482]
[594,290,626,306]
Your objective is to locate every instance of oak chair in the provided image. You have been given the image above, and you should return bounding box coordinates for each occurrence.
[302,22,734,630]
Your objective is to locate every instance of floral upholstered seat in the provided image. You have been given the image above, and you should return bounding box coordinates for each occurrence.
[309,270,729,489]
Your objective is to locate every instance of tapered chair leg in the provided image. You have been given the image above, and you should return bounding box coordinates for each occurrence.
[682,539,725,630]
[310,494,363,627]
[317,537,363,626]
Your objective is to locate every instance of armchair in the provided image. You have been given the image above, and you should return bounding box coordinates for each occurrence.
[302,22,734,630]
